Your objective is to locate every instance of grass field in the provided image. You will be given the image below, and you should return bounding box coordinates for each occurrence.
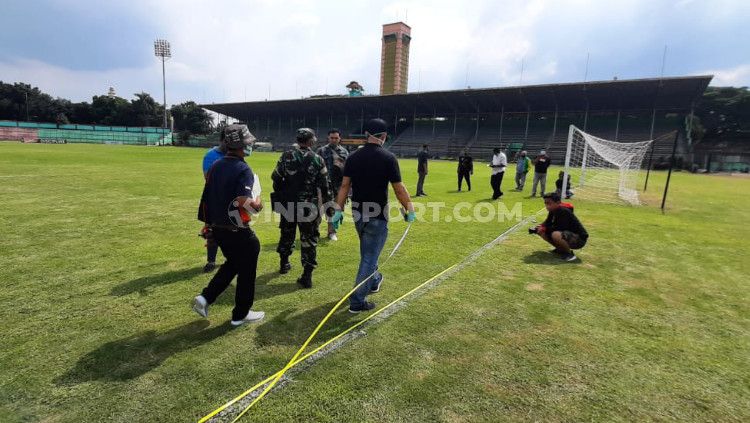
[1,142,749,422]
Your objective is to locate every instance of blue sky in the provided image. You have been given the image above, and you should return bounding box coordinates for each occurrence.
[1,0,748,105]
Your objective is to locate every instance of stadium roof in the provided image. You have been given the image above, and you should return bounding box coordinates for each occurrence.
[202,75,712,119]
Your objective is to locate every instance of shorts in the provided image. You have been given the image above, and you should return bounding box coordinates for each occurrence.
[561,231,586,249]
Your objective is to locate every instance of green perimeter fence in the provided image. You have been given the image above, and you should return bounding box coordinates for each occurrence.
[0,120,172,145]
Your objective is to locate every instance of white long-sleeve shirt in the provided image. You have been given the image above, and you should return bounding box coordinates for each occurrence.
[491,152,507,175]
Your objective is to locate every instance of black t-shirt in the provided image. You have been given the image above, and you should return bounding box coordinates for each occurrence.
[200,156,254,226]
[343,143,402,221]
[542,206,588,240]
[417,150,429,173]
[534,156,551,174]
[458,155,473,172]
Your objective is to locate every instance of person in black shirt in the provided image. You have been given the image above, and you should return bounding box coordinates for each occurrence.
[193,124,265,326]
[416,144,429,196]
[532,192,588,262]
[331,118,415,313]
[457,148,473,191]
[531,150,551,197]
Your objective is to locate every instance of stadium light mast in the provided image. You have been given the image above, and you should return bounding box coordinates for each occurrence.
[154,39,171,129]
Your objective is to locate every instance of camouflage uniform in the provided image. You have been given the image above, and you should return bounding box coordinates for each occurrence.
[272,144,333,268]
[316,143,349,196]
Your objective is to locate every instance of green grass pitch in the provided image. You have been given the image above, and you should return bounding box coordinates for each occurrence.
[1,142,748,422]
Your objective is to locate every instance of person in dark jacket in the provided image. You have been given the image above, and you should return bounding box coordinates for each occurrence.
[416,144,429,196]
[531,192,588,262]
[457,148,473,191]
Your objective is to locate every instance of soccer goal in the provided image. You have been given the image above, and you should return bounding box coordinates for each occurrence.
[562,125,654,205]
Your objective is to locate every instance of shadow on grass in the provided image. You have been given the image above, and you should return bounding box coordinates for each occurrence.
[213,271,296,306]
[255,301,356,347]
[111,266,204,296]
[523,250,580,265]
[57,320,232,384]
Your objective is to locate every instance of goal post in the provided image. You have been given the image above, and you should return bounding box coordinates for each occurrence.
[563,125,654,205]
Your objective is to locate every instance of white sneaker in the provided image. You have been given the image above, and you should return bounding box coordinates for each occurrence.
[231,310,265,326]
[193,295,208,318]
[328,233,338,241]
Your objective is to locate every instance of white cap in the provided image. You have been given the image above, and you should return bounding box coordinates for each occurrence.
[540,150,546,155]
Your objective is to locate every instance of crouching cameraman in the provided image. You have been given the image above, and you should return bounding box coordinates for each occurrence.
[530,192,588,262]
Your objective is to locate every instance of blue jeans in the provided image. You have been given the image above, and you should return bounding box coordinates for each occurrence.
[349,218,389,308]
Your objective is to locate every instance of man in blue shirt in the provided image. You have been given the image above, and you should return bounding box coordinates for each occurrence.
[193,124,265,326]
[201,142,226,272]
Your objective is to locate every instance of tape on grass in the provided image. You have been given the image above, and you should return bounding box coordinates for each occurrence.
[201,210,543,422]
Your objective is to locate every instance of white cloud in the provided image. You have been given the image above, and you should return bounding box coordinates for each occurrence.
[702,63,750,86]
[2,0,749,106]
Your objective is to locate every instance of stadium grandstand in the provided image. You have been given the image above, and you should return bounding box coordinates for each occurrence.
[202,75,711,163]
[0,121,172,145]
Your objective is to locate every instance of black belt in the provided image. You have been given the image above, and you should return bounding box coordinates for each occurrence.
[208,224,249,232]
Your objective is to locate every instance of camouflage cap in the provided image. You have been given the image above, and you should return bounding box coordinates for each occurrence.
[222,124,256,150]
[296,127,317,144]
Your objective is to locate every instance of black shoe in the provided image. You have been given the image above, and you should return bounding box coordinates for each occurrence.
[560,252,578,262]
[296,266,313,289]
[349,301,376,314]
[296,275,312,289]
[279,256,291,274]
[203,262,216,273]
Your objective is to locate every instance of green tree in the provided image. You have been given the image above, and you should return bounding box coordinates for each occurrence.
[170,101,212,134]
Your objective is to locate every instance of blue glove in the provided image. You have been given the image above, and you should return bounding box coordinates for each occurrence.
[404,210,416,223]
[332,210,344,230]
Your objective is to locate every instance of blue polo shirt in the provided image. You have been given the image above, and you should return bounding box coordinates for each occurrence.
[200,156,255,226]
[202,146,225,175]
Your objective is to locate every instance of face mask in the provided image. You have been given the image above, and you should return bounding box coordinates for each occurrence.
[243,145,253,156]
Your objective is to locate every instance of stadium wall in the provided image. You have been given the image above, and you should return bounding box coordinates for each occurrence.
[0,120,172,145]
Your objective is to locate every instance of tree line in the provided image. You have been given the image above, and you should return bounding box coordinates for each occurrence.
[0,81,212,135]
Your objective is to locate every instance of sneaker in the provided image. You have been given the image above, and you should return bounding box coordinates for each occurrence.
[370,275,384,293]
[193,295,208,318]
[549,248,564,255]
[328,233,338,241]
[349,302,376,314]
[203,262,216,273]
[231,310,265,326]
[560,252,578,262]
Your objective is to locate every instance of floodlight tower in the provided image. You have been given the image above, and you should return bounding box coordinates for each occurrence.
[154,39,171,129]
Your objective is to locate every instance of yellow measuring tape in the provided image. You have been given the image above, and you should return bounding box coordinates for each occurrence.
[200,211,541,422]
[199,264,456,423]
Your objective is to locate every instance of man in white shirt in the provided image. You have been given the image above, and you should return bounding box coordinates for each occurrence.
[489,147,507,200]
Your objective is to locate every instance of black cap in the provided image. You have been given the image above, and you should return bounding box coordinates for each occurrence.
[364,118,388,135]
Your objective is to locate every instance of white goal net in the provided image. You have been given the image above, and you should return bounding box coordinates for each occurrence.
[562,125,654,205]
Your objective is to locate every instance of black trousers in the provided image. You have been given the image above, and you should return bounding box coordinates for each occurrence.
[201,228,260,321]
[416,172,427,195]
[490,171,505,199]
[458,171,471,190]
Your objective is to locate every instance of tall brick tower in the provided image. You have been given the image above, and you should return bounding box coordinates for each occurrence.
[380,22,411,95]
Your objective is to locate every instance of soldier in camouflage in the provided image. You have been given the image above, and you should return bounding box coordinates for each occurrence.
[316,128,349,241]
[271,128,333,289]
